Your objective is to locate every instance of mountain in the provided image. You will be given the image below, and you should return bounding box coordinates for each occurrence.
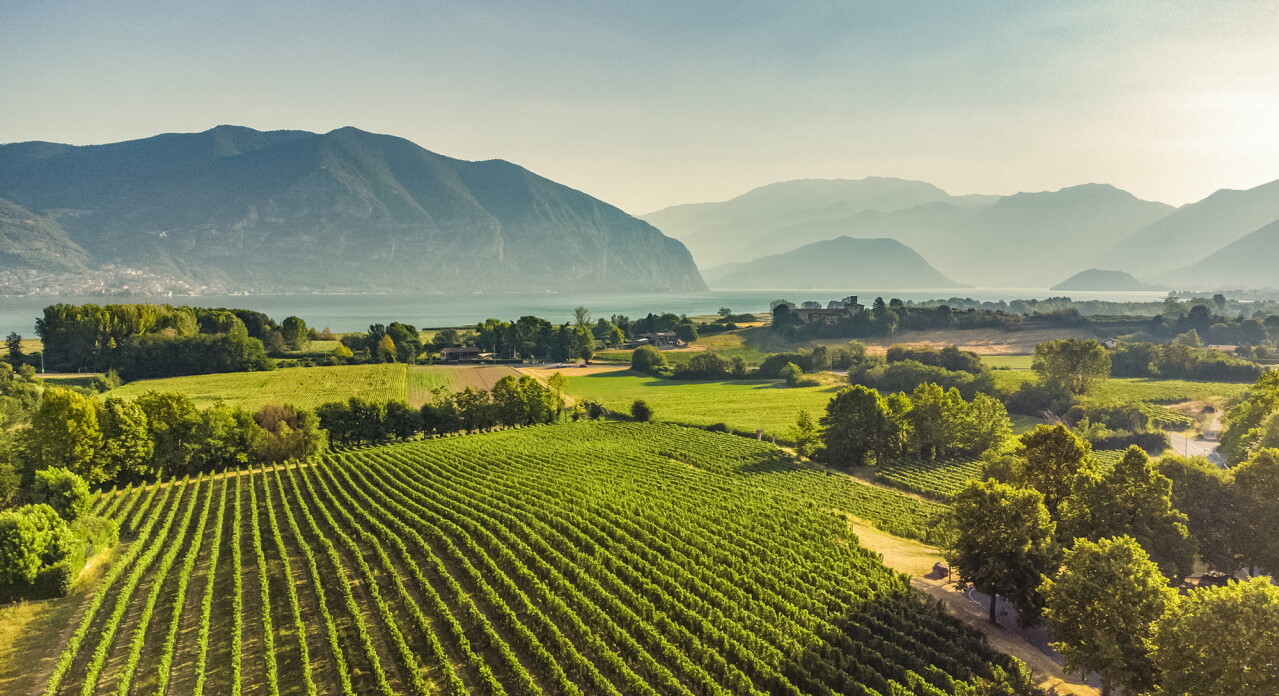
[1109,178,1279,277]
[739,202,983,262]
[1050,269,1162,292]
[0,197,90,271]
[703,236,960,290]
[1170,220,1279,290]
[641,177,998,268]
[923,184,1173,286]
[0,126,705,293]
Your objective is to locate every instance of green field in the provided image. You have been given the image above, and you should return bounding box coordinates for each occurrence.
[26,422,1028,696]
[981,355,1033,370]
[109,364,409,410]
[989,370,1249,406]
[566,371,839,436]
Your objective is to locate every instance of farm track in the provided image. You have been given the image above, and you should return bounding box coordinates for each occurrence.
[35,422,1031,696]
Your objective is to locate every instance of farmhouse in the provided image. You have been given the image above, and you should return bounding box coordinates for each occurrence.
[792,296,865,323]
[624,332,684,349]
[440,346,483,363]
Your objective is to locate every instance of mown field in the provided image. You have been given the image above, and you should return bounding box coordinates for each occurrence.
[407,365,522,407]
[28,423,1029,696]
[565,371,839,437]
[108,364,409,410]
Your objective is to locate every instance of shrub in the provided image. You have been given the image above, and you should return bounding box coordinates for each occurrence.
[631,400,654,422]
[32,468,92,522]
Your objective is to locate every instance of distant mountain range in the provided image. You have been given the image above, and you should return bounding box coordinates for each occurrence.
[702,236,960,290]
[645,177,1279,291]
[0,126,706,294]
[1172,220,1279,290]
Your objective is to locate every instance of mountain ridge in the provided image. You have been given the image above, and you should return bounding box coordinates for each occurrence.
[704,236,961,290]
[0,126,706,294]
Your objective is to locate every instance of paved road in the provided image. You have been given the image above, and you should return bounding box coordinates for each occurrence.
[1167,432,1226,468]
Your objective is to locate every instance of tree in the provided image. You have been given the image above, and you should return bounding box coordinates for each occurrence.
[22,388,104,482]
[630,345,667,373]
[779,362,803,387]
[376,334,398,363]
[1159,455,1240,572]
[333,343,354,359]
[135,391,201,476]
[4,332,22,365]
[254,405,327,462]
[631,400,653,422]
[1042,536,1176,696]
[1012,424,1091,518]
[384,401,422,440]
[96,398,153,481]
[905,382,967,460]
[1219,371,1279,464]
[1032,339,1111,395]
[281,316,310,351]
[1061,447,1196,580]
[819,385,899,467]
[718,307,732,317]
[946,480,1057,625]
[1150,577,1279,696]
[789,411,820,458]
[31,468,91,521]
[574,327,595,363]
[0,509,42,585]
[674,323,698,344]
[1233,448,1279,575]
[546,372,568,414]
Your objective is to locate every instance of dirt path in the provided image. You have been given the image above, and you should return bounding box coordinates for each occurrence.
[844,518,1099,696]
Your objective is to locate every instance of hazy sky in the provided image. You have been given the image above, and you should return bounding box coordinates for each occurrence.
[4,1,1278,213]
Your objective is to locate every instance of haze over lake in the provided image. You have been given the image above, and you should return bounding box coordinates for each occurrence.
[0,288,1169,336]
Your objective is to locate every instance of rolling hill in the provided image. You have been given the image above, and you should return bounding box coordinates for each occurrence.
[1170,220,1279,289]
[703,236,960,289]
[1050,268,1163,291]
[0,126,706,293]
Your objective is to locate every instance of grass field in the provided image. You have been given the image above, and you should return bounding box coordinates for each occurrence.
[21,422,1030,696]
[596,330,771,366]
[565,371,839,436]
[109,364,409,410]
[988,371,1249,406]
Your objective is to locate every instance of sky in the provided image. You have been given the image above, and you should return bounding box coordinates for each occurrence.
[4,1,1279,214]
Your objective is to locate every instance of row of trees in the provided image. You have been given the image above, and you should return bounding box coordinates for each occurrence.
[2,389,325,491]
[818,383,1012,465]
[947,423,1279,694]
[1111,338,1265,382]
[318,374,565,446]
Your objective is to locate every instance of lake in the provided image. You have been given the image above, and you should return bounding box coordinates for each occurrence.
[0,288,1169,336]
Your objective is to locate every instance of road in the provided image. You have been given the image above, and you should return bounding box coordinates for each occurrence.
[1167,432,1226,468]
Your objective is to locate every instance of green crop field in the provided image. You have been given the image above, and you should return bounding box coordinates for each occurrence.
[34,423,1029,696]
[566,371,840,437]
[109,364,409,410]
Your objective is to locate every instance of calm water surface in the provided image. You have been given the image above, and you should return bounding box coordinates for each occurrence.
[0,288,1169,336]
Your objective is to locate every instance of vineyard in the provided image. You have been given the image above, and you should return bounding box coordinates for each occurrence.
[872,459,986,501]
[108,363,409,410]
[34,422,1032,696]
